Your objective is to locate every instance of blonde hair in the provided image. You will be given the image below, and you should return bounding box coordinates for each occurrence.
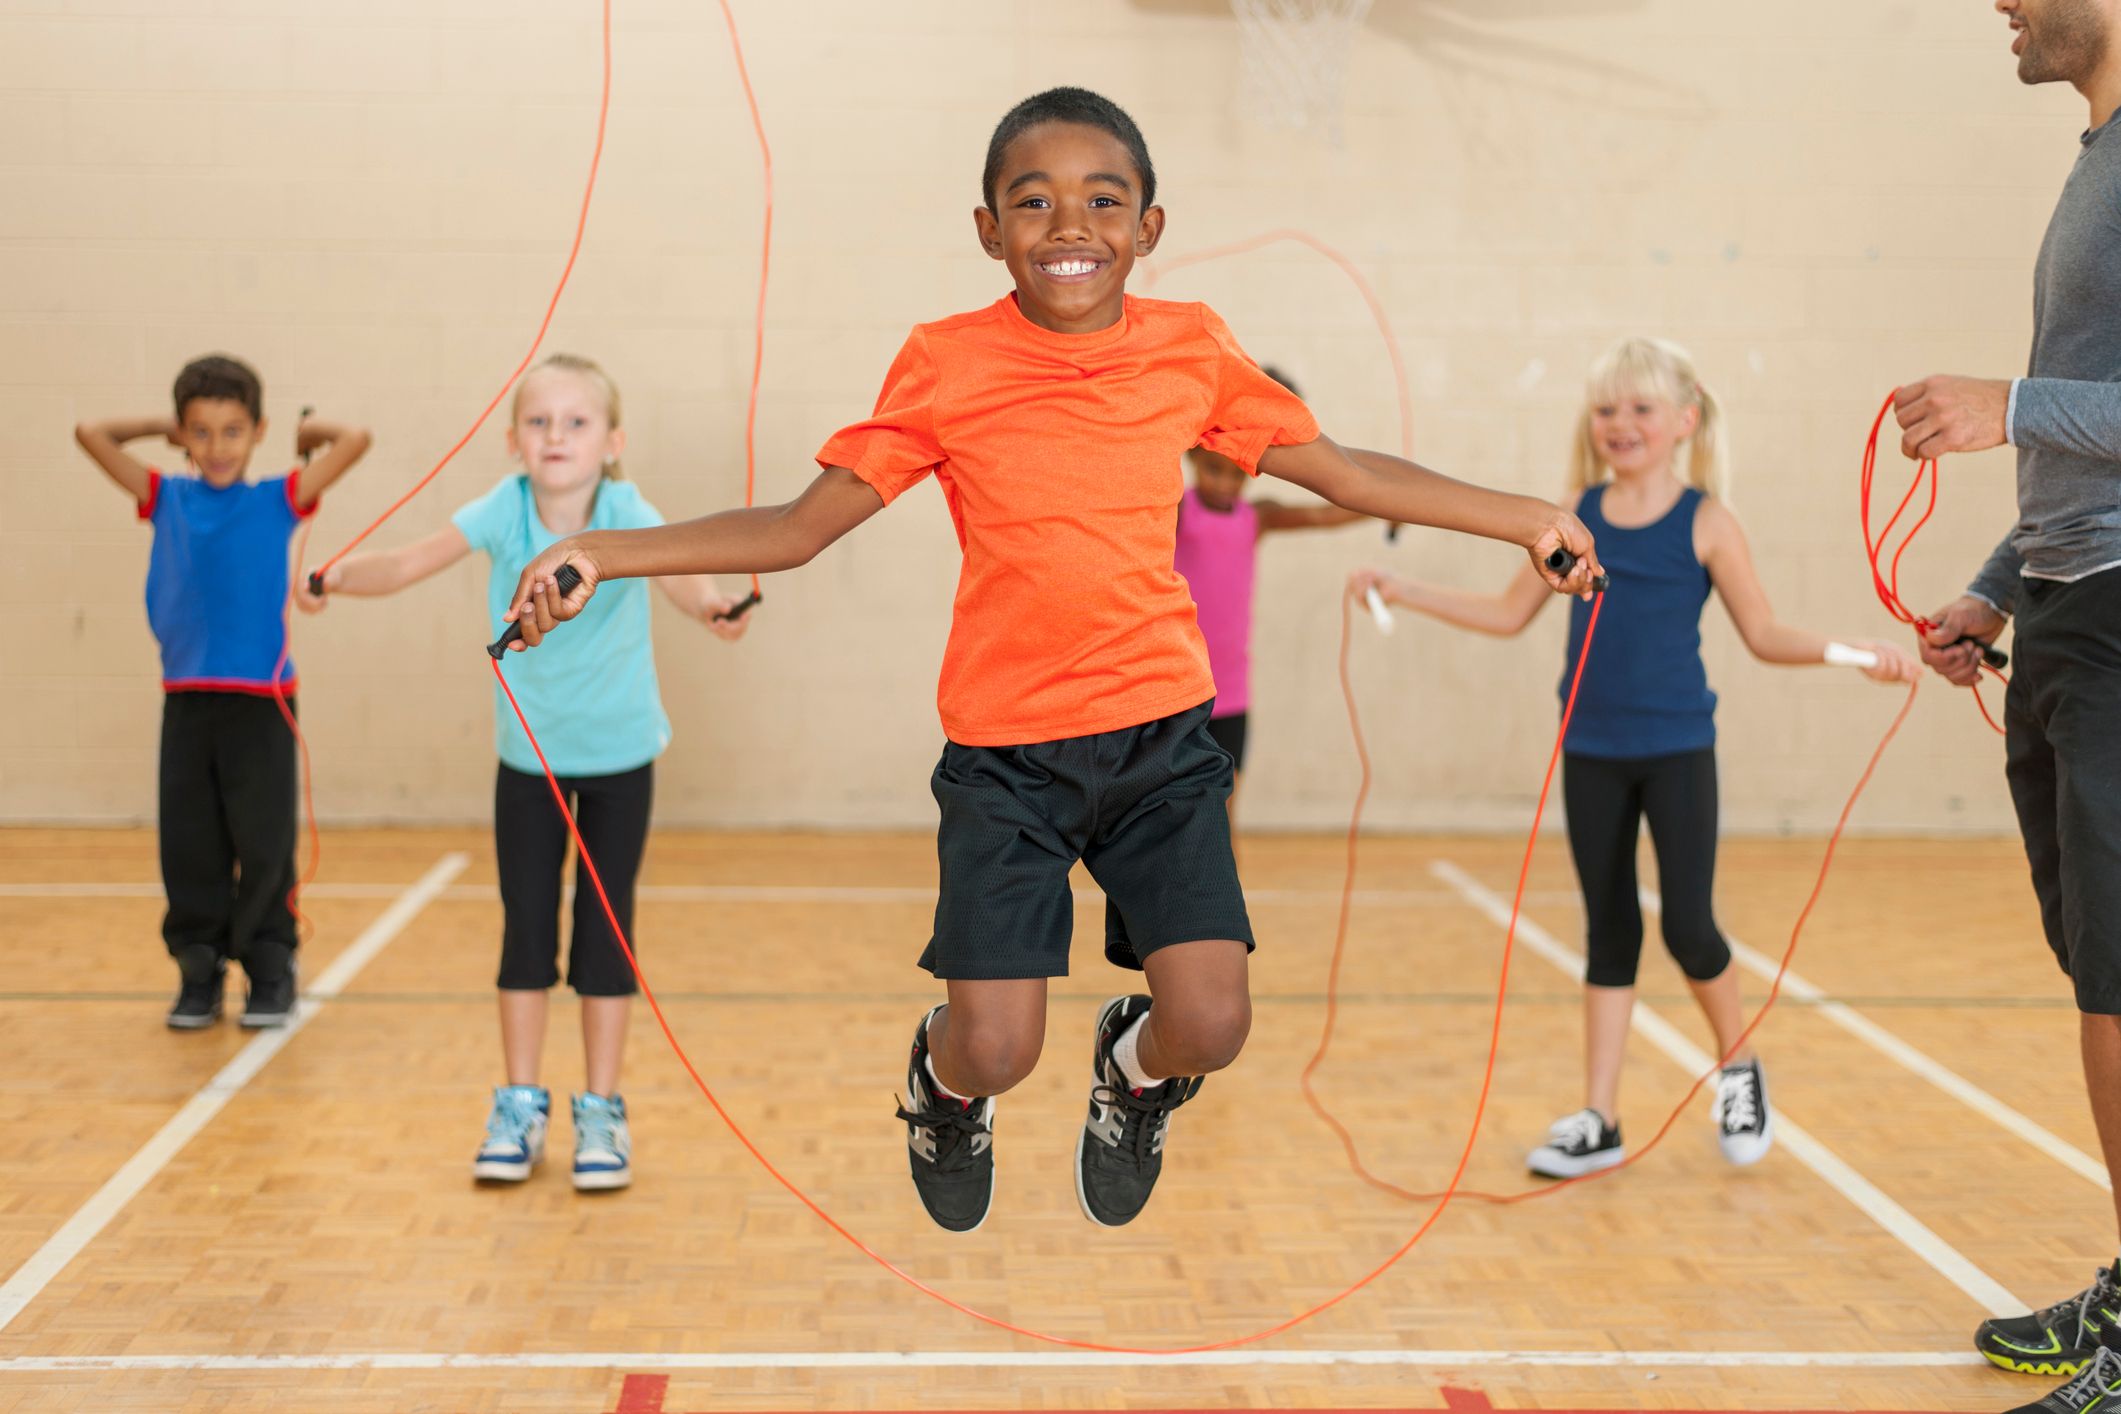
[513,352,625,480]
[1568,336,1726,498]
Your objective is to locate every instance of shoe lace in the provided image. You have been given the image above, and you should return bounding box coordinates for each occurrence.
[894,1095,990,1173]
[1091,1076,1203,1165]
[575,1099,624,1156]
[1713,1066,1760,1134]
[2049,1344,2121,1411]
[1548,1109,1604,1152]
[2044,1268,2121,1340]
[486,1090,541,1144]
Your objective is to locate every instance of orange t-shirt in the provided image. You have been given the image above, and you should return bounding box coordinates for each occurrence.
[817,293,1320,746]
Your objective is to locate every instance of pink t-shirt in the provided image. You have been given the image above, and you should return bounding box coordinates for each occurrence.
[1172,487,1258,718]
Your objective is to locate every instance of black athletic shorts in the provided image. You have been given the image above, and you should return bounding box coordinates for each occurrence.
[922,700,1254,980]
[1205,711,1249,771]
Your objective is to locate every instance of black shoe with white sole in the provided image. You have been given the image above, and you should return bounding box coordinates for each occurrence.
[1074,996,1202,1228]
[1526,1107,1623,1179]
[1713,1058,1773,1165]
[894,1006,997,1233]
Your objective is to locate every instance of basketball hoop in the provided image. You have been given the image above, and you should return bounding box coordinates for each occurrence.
[1229,0,1373,144]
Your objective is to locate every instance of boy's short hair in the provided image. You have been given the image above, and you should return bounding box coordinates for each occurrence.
[982,86,1156,213]
[173,354,263,423]
[1260,365,1299,399]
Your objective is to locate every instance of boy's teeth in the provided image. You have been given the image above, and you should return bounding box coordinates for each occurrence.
[1043,259,1097,275]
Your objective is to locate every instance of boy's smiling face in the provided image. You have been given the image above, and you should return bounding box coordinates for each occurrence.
[174,398,265,488]
[975,120,1164,335]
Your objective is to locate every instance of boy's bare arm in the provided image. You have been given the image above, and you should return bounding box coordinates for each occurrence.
[502,467,884,647]
[1259,435,1603,594]
[1254,499,1367,533]
[73,415,175,505]
[292,417,372,508]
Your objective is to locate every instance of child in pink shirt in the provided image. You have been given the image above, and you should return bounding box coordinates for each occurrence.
[1173,367,1366,829]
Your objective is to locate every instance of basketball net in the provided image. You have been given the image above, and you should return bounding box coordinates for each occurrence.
[1230,0,1373,144]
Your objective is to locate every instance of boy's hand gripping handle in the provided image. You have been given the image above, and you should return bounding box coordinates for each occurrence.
[488,564,582,658]
[1546,547,1611,594]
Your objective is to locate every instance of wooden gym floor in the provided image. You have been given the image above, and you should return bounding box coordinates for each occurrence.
[0,825,2104,1413]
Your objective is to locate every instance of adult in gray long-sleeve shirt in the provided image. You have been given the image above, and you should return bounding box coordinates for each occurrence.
[1895,2,2121,1399]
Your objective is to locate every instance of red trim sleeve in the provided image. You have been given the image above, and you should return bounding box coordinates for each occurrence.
[137,469,161,521]
[286,469,318,519]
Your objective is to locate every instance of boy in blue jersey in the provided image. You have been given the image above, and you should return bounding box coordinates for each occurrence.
[75,355,370,1029]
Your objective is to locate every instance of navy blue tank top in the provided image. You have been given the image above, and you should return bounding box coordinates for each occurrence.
[1561,484,1717,758]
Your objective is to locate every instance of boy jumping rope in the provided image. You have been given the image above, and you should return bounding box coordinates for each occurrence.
[501,88,1603,1232]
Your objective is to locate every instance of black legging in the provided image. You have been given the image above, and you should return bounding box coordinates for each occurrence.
[1562,748,1732,988]
[494,761,654,996]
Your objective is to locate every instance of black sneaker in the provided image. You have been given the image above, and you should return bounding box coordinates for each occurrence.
[1979,1264,2121,1376]
[1074,995,1203,1228]
[893,1006,996,1233]
[166,968,224,1030]
[239,965,298,1029]
[1713,1058,1773,1166]
[2004,1343,2121,1414]
[1526,1108,1624,1179]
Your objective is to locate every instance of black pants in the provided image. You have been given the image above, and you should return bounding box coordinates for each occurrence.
[158,691,299,982]
[2005,568,2121,1015]
[1562,748,1732,989]
[494,761,654,996]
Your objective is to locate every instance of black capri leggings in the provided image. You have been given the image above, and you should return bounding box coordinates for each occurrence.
[1561,748,1731,989]
[494,761,654,996]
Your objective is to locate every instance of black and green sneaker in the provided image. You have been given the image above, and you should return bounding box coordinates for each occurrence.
[893,1006,997,1234]
[1073,995,1203,1228]
[2005,1344,2121,1414]
[1980,1265,2121,1377]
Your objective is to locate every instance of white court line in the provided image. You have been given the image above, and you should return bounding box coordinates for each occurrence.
[1431,860,2028,1319]
[0,881,1581,907]
[0,851,470,1334]
[0,1348,1986,1372]
[1630,887,2111,1192]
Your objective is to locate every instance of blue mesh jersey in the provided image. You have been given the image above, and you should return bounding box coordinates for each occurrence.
[140,468,312,694]
[454,475,672,778]
[1561,485,1717,759]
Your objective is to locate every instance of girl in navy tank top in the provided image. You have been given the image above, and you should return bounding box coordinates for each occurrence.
[1351,337,1916,1182]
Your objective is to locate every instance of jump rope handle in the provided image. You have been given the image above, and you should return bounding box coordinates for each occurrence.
[299,407,324,600]
[1545,546,1611,594]
[714,589,762,623]
[1957,637,2010,672]
[487,564,583,658]
[1363,584,1395,634]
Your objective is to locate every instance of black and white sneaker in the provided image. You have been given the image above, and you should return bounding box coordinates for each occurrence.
[1526,1108,1624,1179]
[1713,1058,1773,1165]
[165,967,224,1030]
[2003,1343,2121,1414]
[893,1006,996,1233]
[1074,996,1203,1228]
[1979,1264,2121,1376]
[240,965,298,1029]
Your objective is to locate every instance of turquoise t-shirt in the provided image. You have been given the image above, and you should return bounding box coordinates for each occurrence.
[453,475,672,777]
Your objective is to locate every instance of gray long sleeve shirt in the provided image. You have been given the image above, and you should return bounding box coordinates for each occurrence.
[1968,107,2121,615]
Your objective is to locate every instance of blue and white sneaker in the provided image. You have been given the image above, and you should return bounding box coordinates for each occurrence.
[571,1092,632,1191]
[473,1085,550,1182]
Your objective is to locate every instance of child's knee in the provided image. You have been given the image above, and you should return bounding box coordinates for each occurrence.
[1663,922,1731,982]
[938,1014,1042,1094]
[1153,992,1251,1074]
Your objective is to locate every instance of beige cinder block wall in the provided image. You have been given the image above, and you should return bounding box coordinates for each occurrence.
[0,0,2073,831]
